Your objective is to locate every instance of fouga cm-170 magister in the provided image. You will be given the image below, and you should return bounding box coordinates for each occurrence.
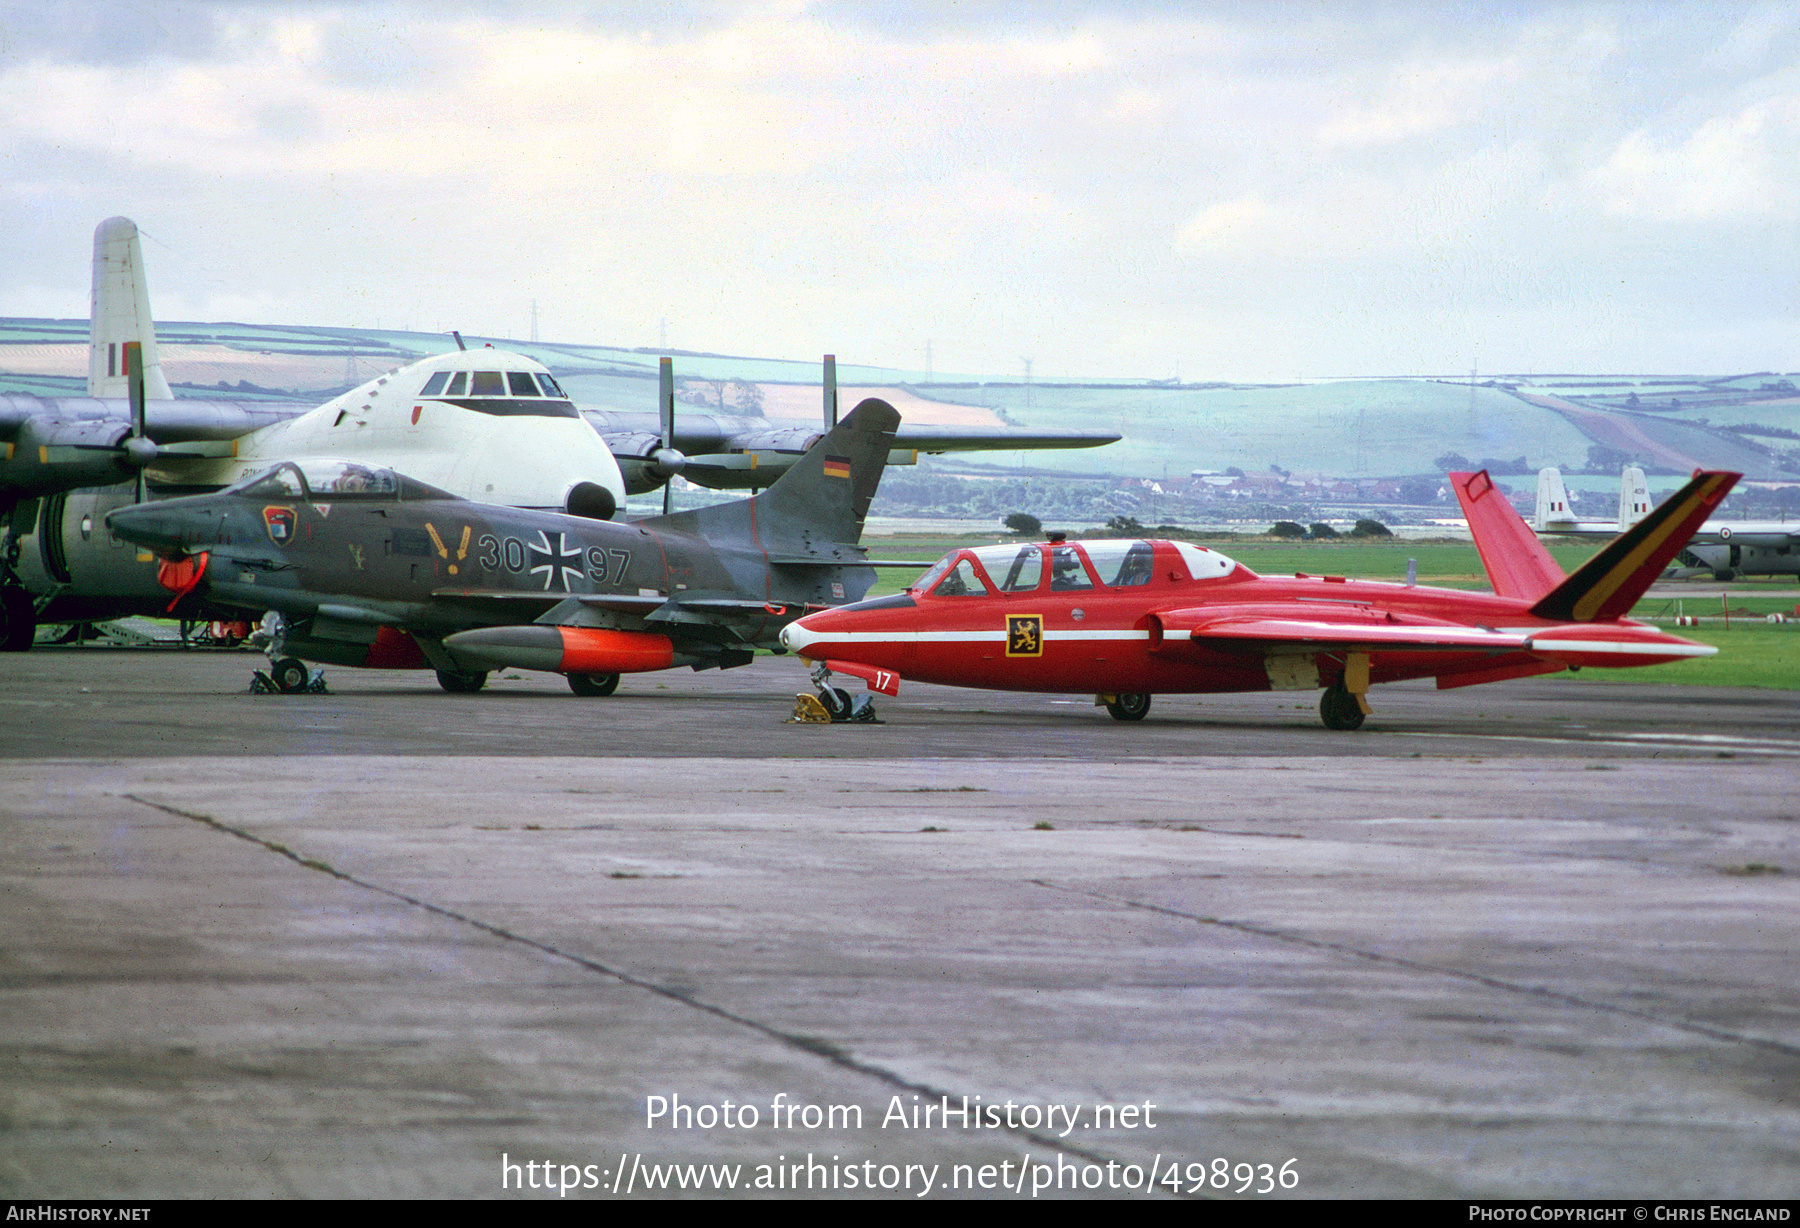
[780,468,1738,729]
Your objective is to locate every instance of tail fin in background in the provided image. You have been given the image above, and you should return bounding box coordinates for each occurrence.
[1619,466,1649,530]
[1534,467,1574,531]
[1451,470,1565,601]
[88,217,172,401]
[1532,470,1738,622]
[644,397,900,557]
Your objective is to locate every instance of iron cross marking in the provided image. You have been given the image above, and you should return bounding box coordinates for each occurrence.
[528,530,585,591]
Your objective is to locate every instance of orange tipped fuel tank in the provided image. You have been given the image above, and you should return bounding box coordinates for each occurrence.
[444,625,676,674]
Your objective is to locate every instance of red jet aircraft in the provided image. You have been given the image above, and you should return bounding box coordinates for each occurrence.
[780,469,1737,729]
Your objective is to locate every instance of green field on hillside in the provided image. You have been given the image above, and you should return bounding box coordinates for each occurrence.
[916,379,1596,480]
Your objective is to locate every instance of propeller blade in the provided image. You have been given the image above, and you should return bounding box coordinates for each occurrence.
[125,340,147,503]
[660,356,675,515]
[823,353,838,430]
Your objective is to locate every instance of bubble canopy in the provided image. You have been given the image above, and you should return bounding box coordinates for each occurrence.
[910,539,1243,596]
[225,460,459,502]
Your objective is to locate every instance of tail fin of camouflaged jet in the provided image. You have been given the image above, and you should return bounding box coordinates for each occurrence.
[642,397,901,558]
[1531,470,1738,622]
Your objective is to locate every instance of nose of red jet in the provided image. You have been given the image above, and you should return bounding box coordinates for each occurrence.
[779,613,827,656]
[781,600,889,657]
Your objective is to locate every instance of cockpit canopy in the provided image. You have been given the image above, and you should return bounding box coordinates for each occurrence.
[227,460,459,503]
[912,539,1243,597]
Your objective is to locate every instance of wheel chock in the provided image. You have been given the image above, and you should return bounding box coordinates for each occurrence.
[790,693,832,723]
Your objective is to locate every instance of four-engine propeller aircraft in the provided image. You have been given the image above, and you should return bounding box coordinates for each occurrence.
[1536,465,1797,581]
[594,353,1121,494]
[780,468,1737,729]
[105,400,901,694]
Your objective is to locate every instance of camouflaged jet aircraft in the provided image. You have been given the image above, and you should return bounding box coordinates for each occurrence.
[3,217,1115,650]
[104,400,901,694]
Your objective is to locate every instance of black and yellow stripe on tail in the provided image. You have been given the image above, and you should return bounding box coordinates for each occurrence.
[1531,471,1737,623]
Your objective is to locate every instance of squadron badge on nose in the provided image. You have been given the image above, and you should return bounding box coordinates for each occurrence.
[263,506,296,545]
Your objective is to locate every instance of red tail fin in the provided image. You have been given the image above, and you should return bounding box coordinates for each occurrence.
[1450,471,1564,600]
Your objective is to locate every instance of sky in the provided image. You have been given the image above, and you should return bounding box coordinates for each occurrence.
[0,1,1794,381]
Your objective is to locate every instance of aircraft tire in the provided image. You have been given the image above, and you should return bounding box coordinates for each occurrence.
[819,686,854,720]
[271,657,311,694]
[1712,569,1736,582]
[567,672,621,697]
[1,586,35,652]
[436,668,489,694]
[1104,693,1151,722]
[1319,682,1366,731]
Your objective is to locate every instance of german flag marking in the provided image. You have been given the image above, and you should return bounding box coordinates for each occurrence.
[823,455,851,480]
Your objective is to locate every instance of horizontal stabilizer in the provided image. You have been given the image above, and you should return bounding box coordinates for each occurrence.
[1451,470,1565,600]
[1531,470,1738,622]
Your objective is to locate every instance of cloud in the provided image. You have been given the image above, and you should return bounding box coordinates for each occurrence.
[1586,97,1800,223]
[0,1,1793,378]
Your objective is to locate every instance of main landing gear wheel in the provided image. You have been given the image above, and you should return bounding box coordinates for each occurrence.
[1,586,34,652]
[435,668,489,694]
[567,672,621,697]
[271,657,311,694]
[1104,693,1151,722]
[818,685,854,720]
[1319,681,1366,731]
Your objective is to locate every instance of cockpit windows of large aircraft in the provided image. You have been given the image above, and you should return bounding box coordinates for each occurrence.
[419,368,568,400]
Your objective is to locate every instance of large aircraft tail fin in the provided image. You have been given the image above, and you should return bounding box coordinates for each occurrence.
[88,217,172,401]
[1535,467,1574,530]
[644,398,900,555]
[1451,470,1565,601]
[1532,470,1738,622]
[1619,466,1649,530]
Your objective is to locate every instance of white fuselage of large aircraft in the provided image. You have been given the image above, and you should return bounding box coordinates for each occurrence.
[161,349,625,514]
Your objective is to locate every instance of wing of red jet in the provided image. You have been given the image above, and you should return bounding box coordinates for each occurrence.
[1163,611,1531,654]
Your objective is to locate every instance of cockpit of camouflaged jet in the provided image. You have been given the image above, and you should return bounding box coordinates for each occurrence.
[226,459,459,503]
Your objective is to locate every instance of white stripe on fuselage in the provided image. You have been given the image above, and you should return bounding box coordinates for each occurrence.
[792,625,1711,658]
